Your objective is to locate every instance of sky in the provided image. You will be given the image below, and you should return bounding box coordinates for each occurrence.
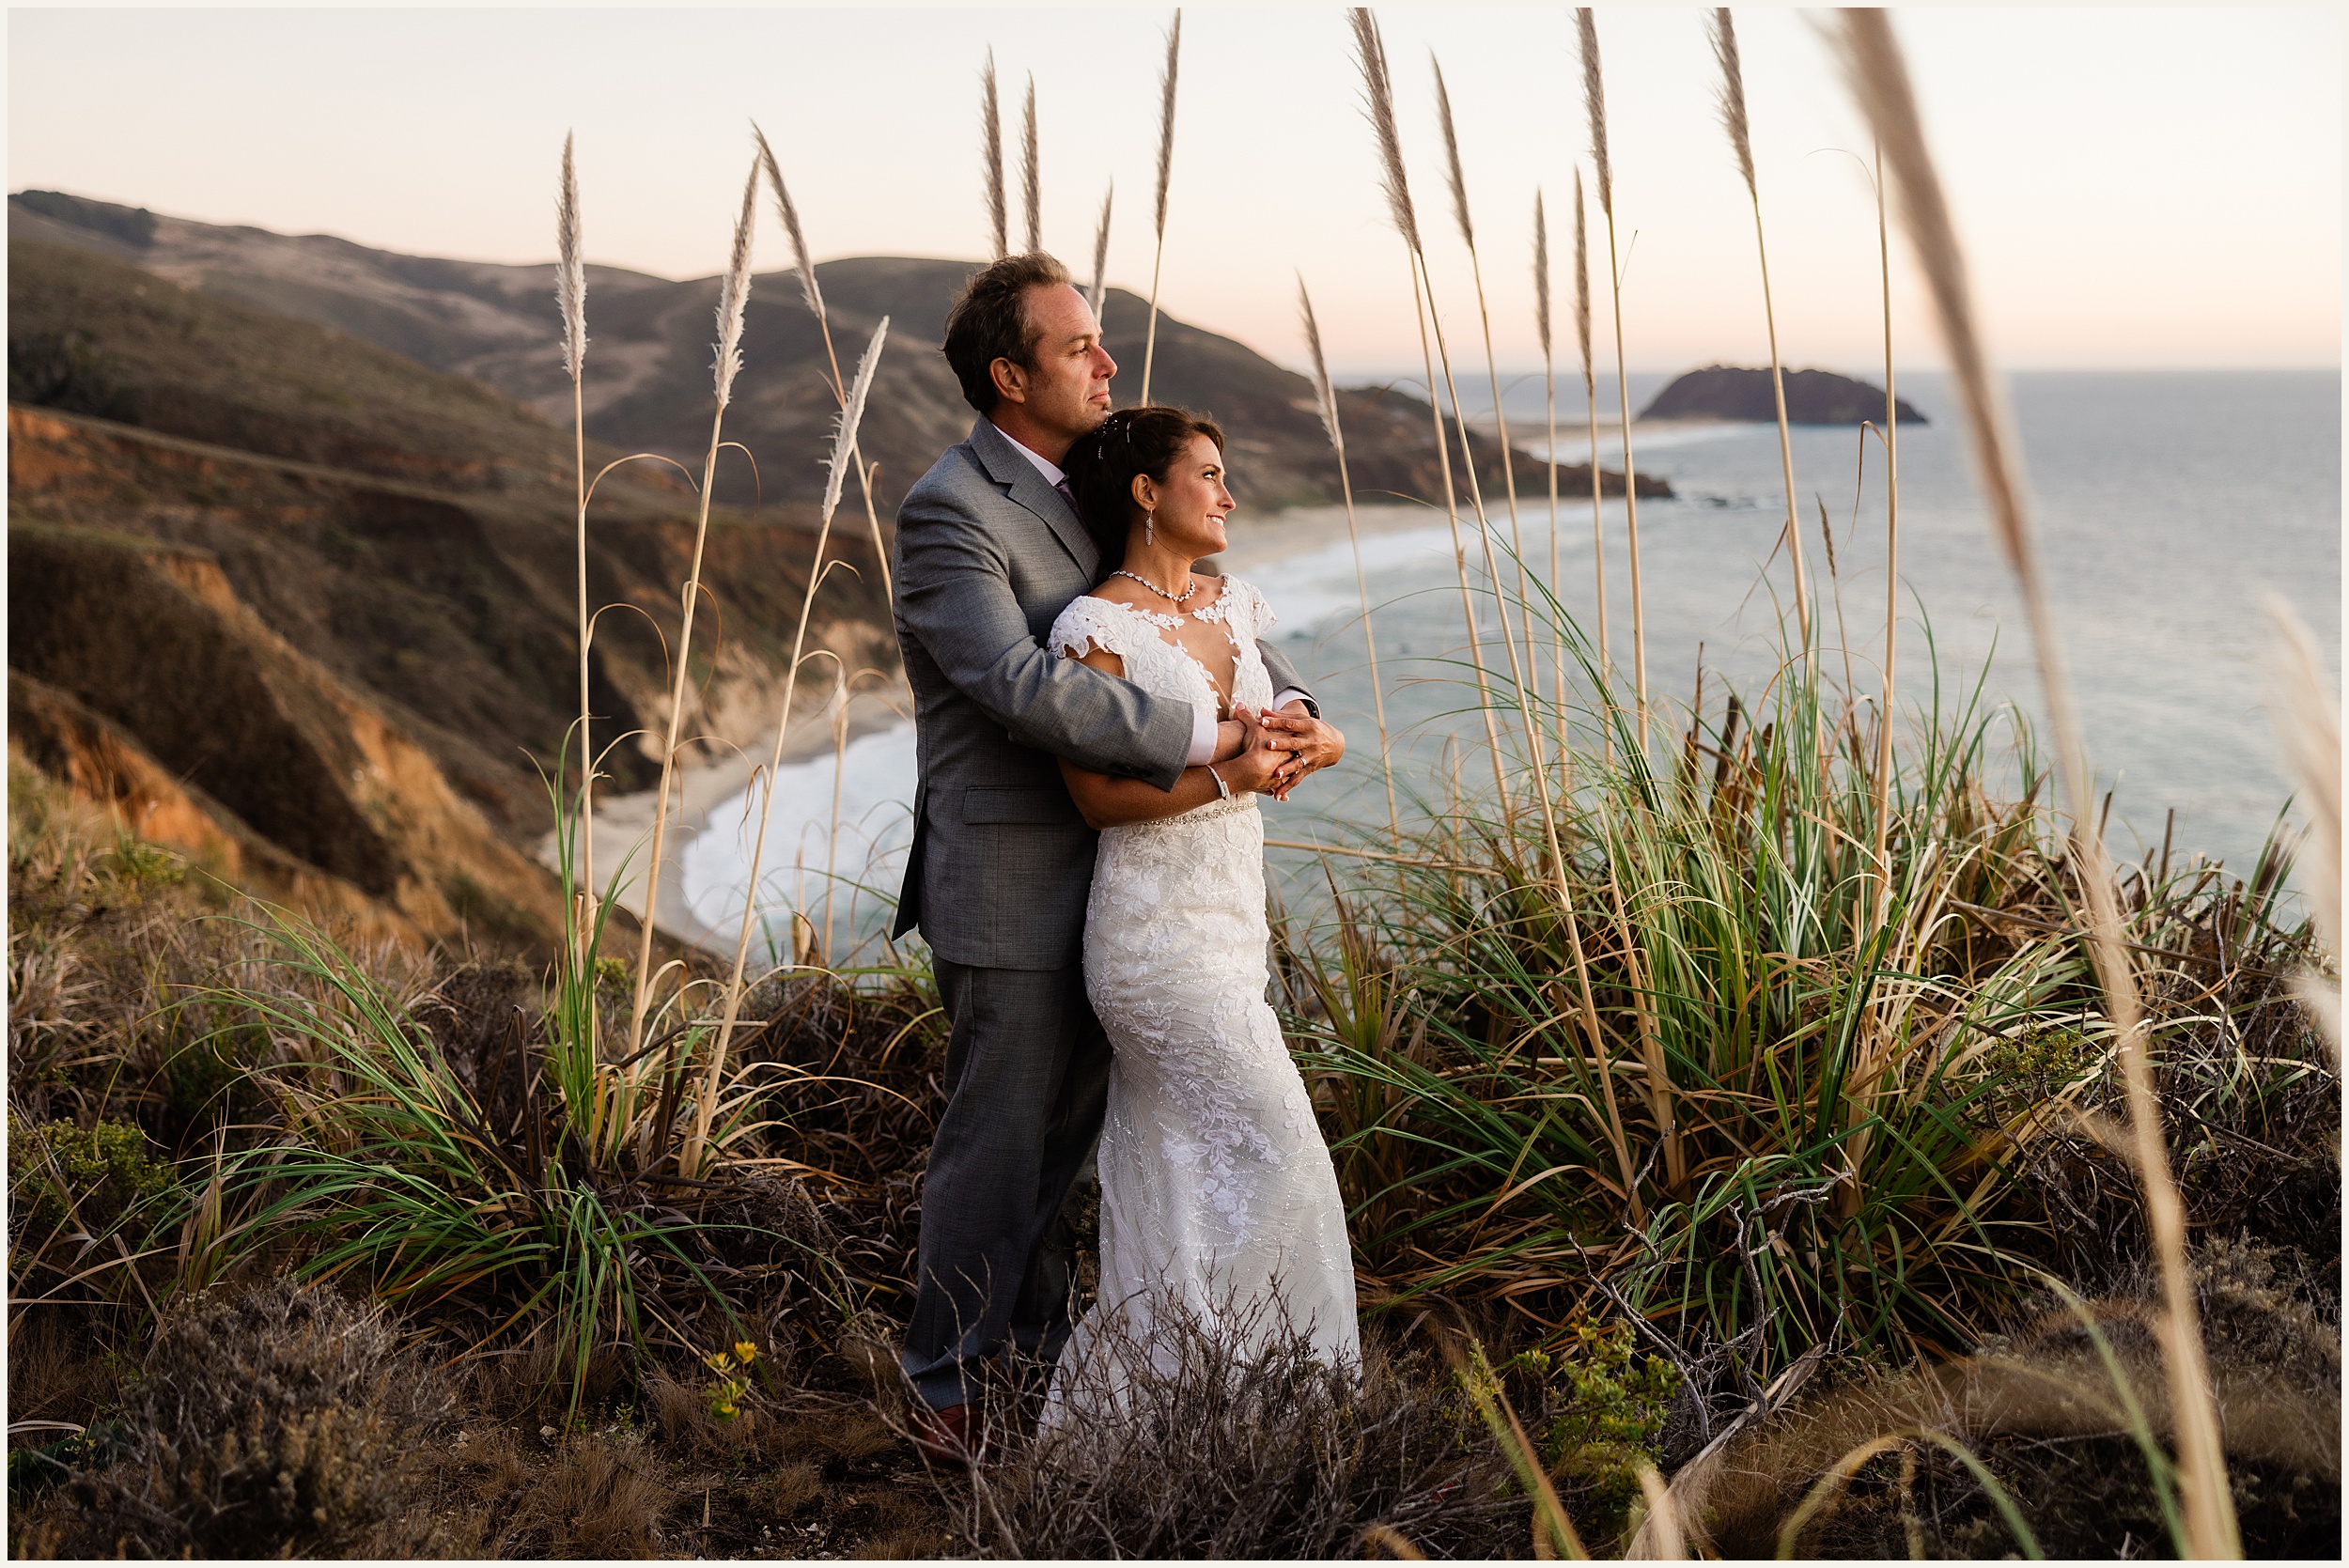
[8,5,2341,379]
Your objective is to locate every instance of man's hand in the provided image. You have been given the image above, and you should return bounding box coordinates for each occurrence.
[1216,706,1294,796]
[1259,703,1345,801]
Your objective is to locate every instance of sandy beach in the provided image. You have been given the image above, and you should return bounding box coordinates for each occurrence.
[548,686,911,952]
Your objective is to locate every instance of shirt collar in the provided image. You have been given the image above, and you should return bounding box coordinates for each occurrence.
[990,423,1066,487]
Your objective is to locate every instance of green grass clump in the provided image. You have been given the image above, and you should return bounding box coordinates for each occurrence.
[1285,609,2326,1380]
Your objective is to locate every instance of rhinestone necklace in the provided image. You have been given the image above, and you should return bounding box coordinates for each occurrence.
[1111,567,1197,606]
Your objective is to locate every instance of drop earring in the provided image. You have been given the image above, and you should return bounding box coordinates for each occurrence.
[1144,509,1155,547]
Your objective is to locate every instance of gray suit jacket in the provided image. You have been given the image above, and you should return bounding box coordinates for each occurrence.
[890,419,1310,970]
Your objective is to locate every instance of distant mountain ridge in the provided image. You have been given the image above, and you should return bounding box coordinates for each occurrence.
[9,188,1662,512]
[1640,365,1925,427]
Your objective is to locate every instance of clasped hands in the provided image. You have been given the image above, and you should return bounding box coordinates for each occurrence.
[1211,703,1346,801]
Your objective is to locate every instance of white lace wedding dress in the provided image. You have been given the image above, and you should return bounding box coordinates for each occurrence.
[1041,577,1360,1422]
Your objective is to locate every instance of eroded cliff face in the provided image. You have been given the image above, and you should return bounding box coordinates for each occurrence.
[8,518,565,948]
[8,239,897,952]
[8,673,416,945]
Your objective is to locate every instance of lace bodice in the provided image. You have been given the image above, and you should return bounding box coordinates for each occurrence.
[1048,576,1279,719]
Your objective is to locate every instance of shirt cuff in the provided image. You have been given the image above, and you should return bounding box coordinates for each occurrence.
[1186,701,1220,767]
[1271,688,1311,714]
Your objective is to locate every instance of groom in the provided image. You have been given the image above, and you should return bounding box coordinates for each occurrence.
[889,253,1339,1457]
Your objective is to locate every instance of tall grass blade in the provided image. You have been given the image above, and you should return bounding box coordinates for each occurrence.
[2267,595,2341,1057]
[1575,168,1610,757]
[1829,11,2239,1554]
[628,158,759,1054]
[1140,8,1182,402]
[696,317,890,1176]
[1299,272,1397,839]
[1579,7,1648,750]
[556,132,596,982]
[1869,142,1901,936]
[1433,56,1534,681]
[1348,7,1507,808]
[1535,190,1567,752]
[1710,8,1810,655]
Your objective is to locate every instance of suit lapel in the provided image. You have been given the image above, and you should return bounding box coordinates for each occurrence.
[967,420,1099,578]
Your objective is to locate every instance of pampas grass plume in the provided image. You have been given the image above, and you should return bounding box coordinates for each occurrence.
[711,159,757,409]
[1152,12,1182,241]
[556,132,586,378]
[1578,8,1611,217]
[754,122,823,322]
[1532,190,1550,359]
[1297,274,1340,451]
[1710,8,1756,197]
[1090,182,1113,319]
[1021,74,1042,253]
[1350,8,1420,252]
[822,318,889,523]
[1828,10,2239,1555]
[1573,170,1593,386]
[982,51,1007,259]
[1432,58,1472,250]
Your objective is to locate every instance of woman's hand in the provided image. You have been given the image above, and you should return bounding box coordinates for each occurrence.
[1216,706,1294,797]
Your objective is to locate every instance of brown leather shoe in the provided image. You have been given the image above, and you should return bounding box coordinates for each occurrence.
[907,1400,984,1467]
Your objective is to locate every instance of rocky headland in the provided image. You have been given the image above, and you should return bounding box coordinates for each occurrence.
[1639,364,1925,426]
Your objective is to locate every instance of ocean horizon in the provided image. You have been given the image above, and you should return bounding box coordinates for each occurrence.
[676,367,2342,960]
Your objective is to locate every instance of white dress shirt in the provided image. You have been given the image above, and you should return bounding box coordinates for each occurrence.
[995,424,1308,767]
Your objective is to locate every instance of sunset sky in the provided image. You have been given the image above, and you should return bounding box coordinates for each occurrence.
[9,6,2340,379]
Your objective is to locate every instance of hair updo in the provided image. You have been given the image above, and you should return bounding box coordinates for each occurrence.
[1063,405,1226,571]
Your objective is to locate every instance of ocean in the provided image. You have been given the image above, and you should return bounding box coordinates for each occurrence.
[676,370,2341,957]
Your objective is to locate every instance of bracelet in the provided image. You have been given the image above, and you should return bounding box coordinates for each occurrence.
[1206,764,1231,800]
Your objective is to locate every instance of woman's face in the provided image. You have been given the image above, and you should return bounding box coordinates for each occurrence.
[1133,434,1232,560]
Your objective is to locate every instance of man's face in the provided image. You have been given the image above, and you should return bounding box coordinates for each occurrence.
[997,284,1116,439]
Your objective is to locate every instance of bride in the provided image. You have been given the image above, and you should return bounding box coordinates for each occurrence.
[1040,405,1360,1416]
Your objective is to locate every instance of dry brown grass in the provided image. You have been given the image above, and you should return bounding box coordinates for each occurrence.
[910,1297,1525,1560]
[1659,1243,2337,1558]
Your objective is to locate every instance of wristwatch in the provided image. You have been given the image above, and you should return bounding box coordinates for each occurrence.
[1288,693,1321,720]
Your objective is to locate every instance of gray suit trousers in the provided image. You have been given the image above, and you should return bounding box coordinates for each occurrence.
[900,956,1111,1409]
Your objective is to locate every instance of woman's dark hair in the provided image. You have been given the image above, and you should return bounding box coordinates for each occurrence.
[941,252,1072,414]
[1065,406,1226,571]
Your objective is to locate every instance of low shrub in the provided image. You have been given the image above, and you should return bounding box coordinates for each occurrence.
[926,1297,1521,1560]
[15,1277,455,1559]
[7,1113,177,1238]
